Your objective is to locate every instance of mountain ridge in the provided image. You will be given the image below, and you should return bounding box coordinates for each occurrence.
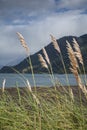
[0,34,87,73]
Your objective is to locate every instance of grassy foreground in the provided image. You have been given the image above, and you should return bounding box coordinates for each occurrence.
[0,86,87,130]
[0,33,87,129]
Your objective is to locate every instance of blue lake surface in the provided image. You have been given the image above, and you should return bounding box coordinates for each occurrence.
[0,73,86,87]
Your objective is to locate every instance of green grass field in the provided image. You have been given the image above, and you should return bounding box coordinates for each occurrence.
[0,86,87,130]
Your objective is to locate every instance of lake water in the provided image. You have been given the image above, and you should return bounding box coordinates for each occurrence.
[0,73,86,88]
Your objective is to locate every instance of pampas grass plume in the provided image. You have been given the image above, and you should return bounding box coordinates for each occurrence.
[38,54,48,69]
[50,34,61,53]
[42,48,50,65]
[17,32,29,55]
[73,38,83,65]
[66,40,78,69]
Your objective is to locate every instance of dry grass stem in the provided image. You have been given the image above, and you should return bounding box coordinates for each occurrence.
[70,87,74,101]
[17,32,29,55]
[70,67,83,92]
[38,54,48,69]
[73,38,83,65]
[82,85,87,97]
[26,79,40,105]
[70,68,79,82]
[42,48,50,65]
[32,93,40,105]
[26,79,32,92]
[2,79,6,93]
[50,34,61,53]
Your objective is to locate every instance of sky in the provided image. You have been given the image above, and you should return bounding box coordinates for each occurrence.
[0,0,87,67]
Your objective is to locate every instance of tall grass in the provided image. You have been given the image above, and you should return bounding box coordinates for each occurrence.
[50,34,70,91]
[0,34,87,130]
[17,32,36,93]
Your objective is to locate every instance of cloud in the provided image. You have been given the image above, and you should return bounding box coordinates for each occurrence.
[0,0,55,24]
[0,10,87,66]
[0,0,87,25]
[0,0,54,10]
[56,0,87,10]
[0,0,87,66]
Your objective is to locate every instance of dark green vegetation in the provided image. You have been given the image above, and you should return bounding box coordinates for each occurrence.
[0,34,87,73]
[0,87,87,130]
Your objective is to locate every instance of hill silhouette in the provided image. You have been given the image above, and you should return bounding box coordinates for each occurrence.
[0,34,87,73]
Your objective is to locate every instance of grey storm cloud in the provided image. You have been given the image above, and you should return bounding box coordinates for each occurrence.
[0,0,54,21]
[0,0,54,9]
[56,0,87,10]
[0,0,87,10]
[0,0,87,24]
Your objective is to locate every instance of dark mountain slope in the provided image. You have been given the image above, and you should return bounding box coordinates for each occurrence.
[0,34,87,73]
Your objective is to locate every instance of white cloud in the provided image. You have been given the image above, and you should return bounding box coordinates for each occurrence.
[0,9,87,66]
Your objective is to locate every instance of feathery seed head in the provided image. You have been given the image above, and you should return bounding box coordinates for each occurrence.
[73,38,83,65]
[66,40,78,69]
[42,48,50,65]
[17,32,29,55]
[38,54,48,69]
[50,34,61,53]
[67,40,87,98]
